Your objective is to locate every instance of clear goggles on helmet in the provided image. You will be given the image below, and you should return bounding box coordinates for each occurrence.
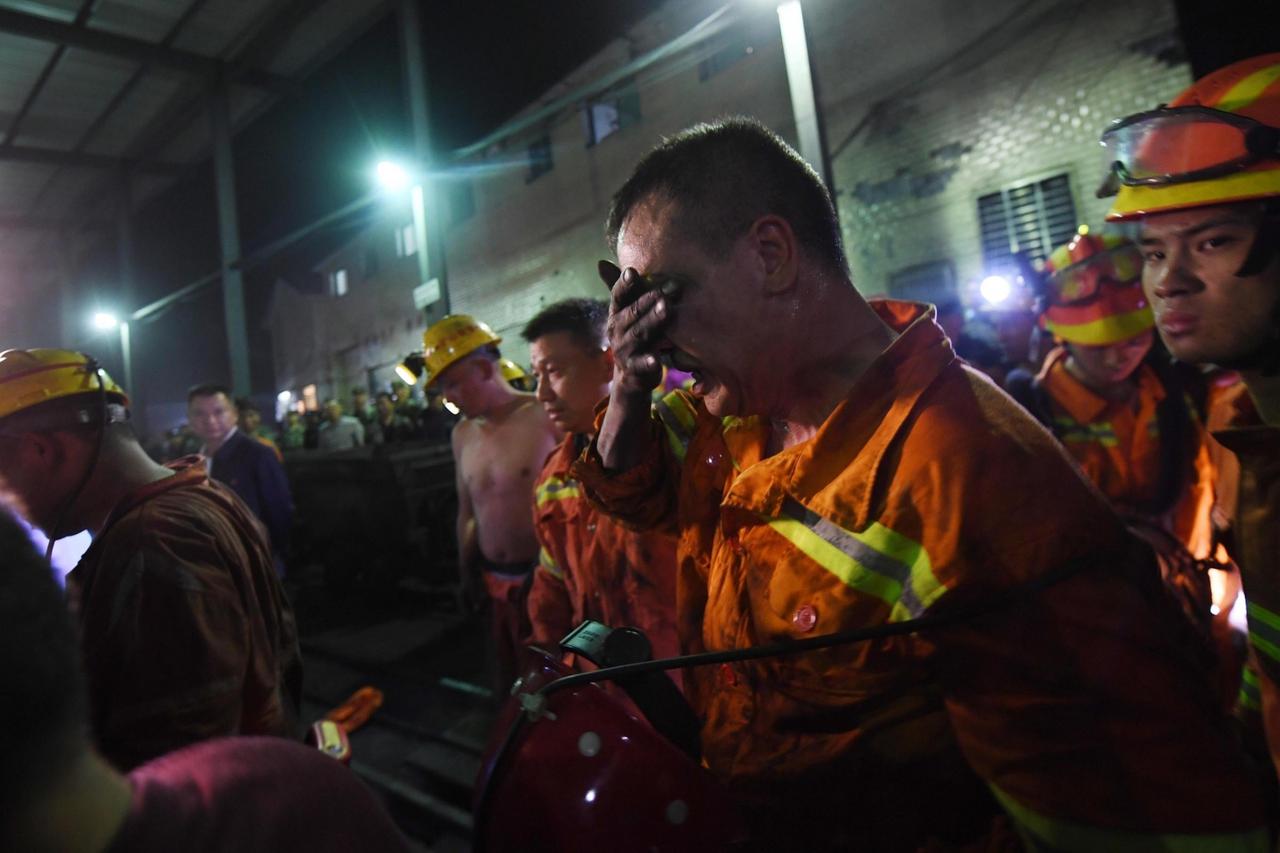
[1101,105,1280,187]
[1045,245,1143,306]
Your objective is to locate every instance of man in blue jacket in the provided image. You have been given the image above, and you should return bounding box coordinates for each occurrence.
[188,384,293,575]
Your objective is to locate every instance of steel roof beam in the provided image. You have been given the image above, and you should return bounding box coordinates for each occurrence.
[0,7,288,91]
[0,143,183,175]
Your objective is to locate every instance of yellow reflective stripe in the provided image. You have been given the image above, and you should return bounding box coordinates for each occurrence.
[764,498,944,621]
[1246,600,1280,663]
[992,786,1270,853]
[535,476,581,507]
[536,545,564,580]
[656,392,697,463]
[1219,63,1280,113]
[1053,419,1119,447]
[1042,305,1154,346]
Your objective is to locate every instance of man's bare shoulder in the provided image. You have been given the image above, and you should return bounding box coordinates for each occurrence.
[509,395,557,433]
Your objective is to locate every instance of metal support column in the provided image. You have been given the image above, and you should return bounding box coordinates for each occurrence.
[777,1,832,191]
[115,170,137,396]
[209,73,252,395]
[398,0,450,321]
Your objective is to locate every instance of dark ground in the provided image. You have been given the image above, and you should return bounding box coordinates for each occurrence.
[286,564,498,851]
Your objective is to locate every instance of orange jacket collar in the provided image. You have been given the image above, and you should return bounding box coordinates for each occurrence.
[1038,346,1164,425]
[723,300,953,529]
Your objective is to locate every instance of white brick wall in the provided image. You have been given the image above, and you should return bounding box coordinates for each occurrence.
[269,0,1191,385]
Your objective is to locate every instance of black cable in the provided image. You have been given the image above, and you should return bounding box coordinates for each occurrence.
[44,357,110,564]
[471,552,1097,850]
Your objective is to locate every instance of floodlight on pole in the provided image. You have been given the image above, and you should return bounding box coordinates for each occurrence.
[375,160,412,193]
[92,311,119,331]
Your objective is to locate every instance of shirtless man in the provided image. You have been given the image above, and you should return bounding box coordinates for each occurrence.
[422,315,560,693]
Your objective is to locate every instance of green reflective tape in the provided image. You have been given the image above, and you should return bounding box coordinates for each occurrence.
[536,546,564,580]
[655,394,695,463]
[1246,601,1280,663]
[992,785,1269,853]
[765,498,944,621]
[1053,419,1119,447]
[535,476,581,508]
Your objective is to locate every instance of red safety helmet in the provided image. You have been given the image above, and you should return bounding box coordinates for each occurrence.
[1040,228,1153,346]
[474,649,743,852]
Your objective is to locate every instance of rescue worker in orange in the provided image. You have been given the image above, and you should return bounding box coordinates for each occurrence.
[573,117,1268,851]
[1102,53,1280,776]
[1012,229,1217,556]
[521,298,679,663]
[427,315,560,694]
[0,350,302,770]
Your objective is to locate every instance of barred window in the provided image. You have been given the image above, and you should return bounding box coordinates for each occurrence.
[977,173,1077,270]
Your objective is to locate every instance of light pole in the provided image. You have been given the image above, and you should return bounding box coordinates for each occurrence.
[375,159,448,319]
[775,0,831,190]
[90,311,133,396]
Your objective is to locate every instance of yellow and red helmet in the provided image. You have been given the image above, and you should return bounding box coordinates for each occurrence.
[421,314,501,388]
[0,349,128,423]
[1040,229,1153,346]
[1106,53,1280,221]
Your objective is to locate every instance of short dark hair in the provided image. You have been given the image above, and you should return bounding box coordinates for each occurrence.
[521,298,609,353]
[187,383,233,405]
[606,117,847,274]
[235,397,259,415]
[0,511,87,812]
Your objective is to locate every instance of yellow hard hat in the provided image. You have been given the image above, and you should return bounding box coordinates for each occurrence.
[1106,53,1280,221]
[498,358,526,382]
[422,314,501,387]
[0,349,128,422]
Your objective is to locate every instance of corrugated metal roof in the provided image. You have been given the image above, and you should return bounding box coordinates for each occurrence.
[0,0,389,281]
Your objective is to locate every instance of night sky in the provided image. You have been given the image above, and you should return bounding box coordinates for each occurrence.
[111,0,663,421]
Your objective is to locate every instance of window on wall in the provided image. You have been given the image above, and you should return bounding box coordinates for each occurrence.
[977,173,1077,271]
[330,268,349,297]
[526,135,553,183]
[395,223,416,257]
[582,82,641,146]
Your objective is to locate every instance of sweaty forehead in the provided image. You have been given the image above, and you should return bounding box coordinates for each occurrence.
[616,196,685,272]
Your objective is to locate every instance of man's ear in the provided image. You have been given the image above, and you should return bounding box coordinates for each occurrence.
[751,215,799,295]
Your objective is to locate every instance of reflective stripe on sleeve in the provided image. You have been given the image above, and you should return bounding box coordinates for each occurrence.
[1246,600,1280,664]
[763,497,945,621]
[992,786,1270,853]
[535,476,581,508]
[536,545,564,580]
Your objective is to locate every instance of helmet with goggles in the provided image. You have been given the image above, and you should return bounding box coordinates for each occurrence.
[1105,53,1280,221]
[1040,228,1153,345]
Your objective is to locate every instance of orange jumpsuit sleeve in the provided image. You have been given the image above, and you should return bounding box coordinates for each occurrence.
[573,391,696,533]
[526,522,575,647]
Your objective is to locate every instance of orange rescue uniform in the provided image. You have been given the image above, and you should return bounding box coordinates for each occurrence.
[574,301,1266,851]
[528,434,679,662]
[1036,346,1215,555]
[1211,386,1280,778]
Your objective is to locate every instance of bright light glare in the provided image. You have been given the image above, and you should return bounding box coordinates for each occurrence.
[443,400,460,415]
[979,276,1012,306]
[375,160,411,192]
[395,363,419,386]
[91,311,119,330]
[277,390,291,402]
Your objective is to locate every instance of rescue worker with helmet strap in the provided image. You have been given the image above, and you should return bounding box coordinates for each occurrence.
[0,349,302,770]
[573,117,1267,851]
[1104,52,1280,777]
[425,315,560,696]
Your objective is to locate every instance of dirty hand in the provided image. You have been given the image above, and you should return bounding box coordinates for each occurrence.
[599,260,673,397]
